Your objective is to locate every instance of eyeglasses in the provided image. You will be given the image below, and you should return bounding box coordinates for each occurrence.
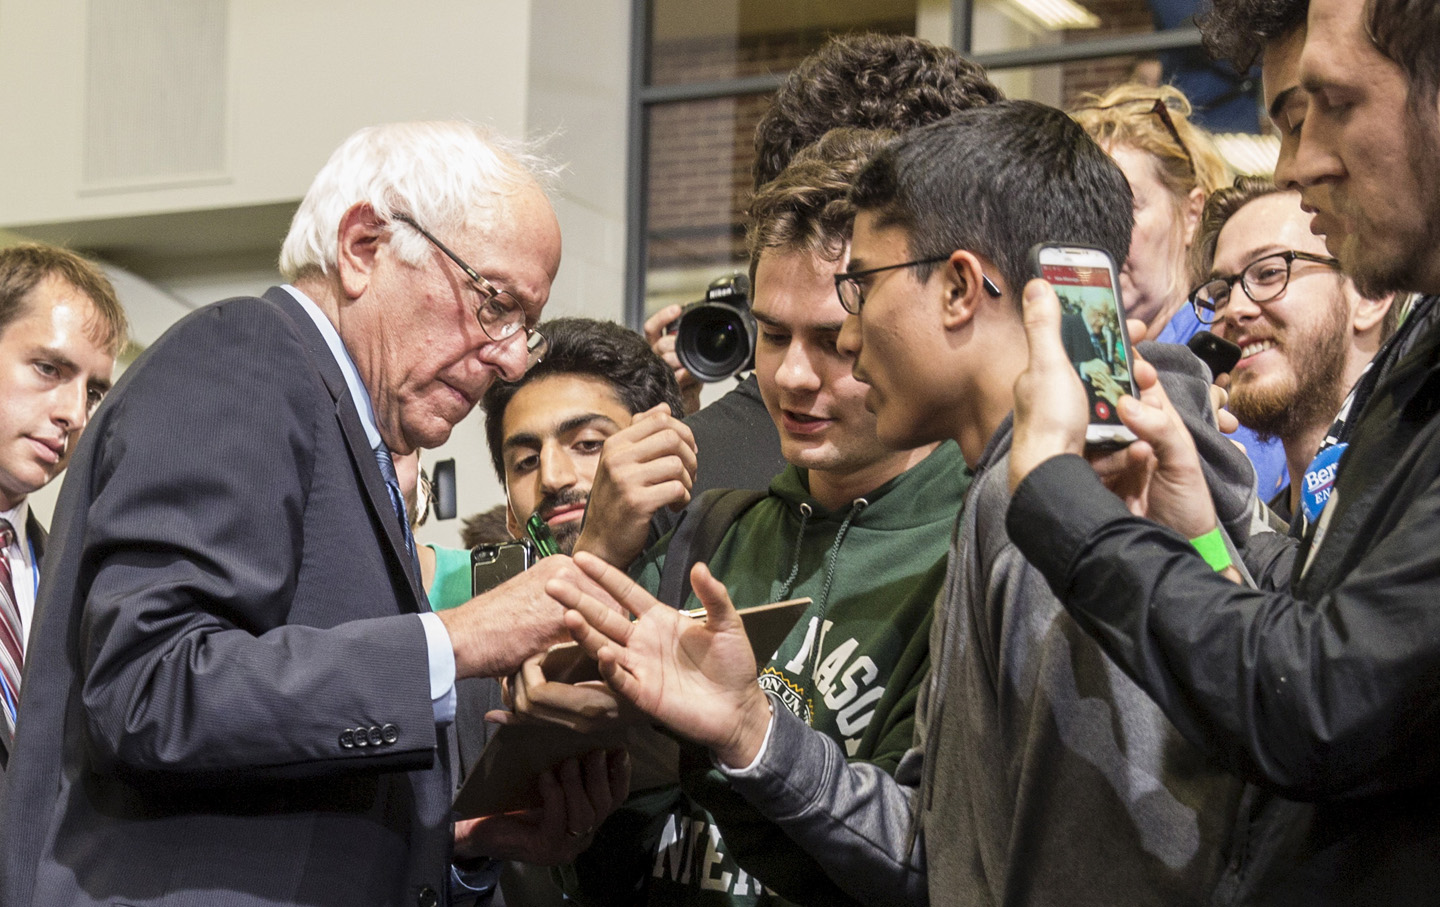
[835,255,1002,315]
[1189,250,1342,325]
[1073,97,1195,178]
[391,213,548,370]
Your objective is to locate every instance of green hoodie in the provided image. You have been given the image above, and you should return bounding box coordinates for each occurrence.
[565,441,969,907]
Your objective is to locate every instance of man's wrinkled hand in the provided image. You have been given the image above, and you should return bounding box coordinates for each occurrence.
[439,556,606,680]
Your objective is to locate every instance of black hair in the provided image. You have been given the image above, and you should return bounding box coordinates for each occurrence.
[850,100,1133,306]
[1196,0,1308,71]
[753,33,1003,189]
[481,317,684,482]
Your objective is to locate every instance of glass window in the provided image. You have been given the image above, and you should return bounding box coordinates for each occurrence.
[649,0,919,85]
[974,0,1265,135]
[640,0,921,317]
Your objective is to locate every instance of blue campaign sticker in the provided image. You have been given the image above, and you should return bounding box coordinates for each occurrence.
[1302,442,1346,524]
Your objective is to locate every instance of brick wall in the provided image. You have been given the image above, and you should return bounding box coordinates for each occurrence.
[643,2,1158,274]
[645,20,912,272]
[1060,0,1155,105]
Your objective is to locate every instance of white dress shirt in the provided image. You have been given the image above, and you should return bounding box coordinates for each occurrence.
[2,501,38,645]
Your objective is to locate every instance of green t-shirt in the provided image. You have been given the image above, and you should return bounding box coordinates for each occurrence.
[567,442,970,907]
[425,544,472,610]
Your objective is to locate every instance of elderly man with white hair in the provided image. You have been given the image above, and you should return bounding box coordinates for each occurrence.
[0,121,626,907]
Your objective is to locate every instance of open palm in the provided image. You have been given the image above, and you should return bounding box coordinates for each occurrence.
[550,553,773,764]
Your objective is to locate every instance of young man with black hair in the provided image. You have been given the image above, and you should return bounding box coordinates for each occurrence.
[1000,0,1440,901]
[551,102,1256,907]
[481,316,687,558]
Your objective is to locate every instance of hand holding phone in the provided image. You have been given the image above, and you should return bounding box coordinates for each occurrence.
[1029,243,1138,448]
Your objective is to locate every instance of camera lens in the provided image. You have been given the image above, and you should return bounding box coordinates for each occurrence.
[676,302,756,382]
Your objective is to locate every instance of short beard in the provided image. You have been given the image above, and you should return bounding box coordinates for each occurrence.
[531,487,588,555]
[1228,294,1351,444]
[1349,101,1440,297]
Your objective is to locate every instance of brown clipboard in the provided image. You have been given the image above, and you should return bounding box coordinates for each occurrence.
[453,597,810,818]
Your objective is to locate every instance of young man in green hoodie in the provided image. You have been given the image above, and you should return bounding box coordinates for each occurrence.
[533,128,970,906]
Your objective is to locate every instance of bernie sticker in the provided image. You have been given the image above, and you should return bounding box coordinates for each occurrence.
[1302,442,1346,524]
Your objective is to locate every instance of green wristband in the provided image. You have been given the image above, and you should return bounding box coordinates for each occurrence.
[1189,527,1232,572]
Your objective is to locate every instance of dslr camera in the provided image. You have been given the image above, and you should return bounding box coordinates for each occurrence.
[667,274,755,382]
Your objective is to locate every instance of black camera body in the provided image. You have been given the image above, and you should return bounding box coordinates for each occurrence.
[670,274,755,382]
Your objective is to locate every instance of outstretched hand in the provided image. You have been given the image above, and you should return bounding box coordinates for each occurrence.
[547,552,774,768]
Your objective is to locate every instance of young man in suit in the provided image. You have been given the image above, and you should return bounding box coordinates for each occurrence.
[0,122,624,907]
[0,243,125,777]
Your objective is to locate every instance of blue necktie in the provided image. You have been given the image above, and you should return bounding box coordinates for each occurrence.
[373,445,424,589]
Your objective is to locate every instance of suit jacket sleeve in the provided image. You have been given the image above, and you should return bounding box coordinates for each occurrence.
[76,298,437,781]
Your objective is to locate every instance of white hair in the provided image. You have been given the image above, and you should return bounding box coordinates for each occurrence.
[278,121,560,280]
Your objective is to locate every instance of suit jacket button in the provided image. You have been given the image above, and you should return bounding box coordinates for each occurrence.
[339,729,355,749]
[417,884,439,907]
[382,723,399,745]
[353,727,368,747]
[367,725,383,746]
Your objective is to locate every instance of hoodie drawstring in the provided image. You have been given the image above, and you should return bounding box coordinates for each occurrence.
[775,503,813,602]
[784,498,870,707]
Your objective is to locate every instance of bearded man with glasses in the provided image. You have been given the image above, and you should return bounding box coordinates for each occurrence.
[0,121,629,907]
[1189,176,1398,529]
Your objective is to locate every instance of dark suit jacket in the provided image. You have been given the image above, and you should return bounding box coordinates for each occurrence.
[0,288,453,906]
[0,511,46,776]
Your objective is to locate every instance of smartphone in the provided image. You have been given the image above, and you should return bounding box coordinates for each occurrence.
[1029,243,1139,448]
[471,540,536,596]
[1186,331,1242,380]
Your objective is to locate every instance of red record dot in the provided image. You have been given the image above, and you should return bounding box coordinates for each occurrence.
[1095,401,1111,420]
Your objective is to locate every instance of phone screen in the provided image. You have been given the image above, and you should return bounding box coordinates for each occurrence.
[1039,261,1134,428]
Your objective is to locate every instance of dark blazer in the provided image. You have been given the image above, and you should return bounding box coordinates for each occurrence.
[0,289,453,907]
[0,512,46,776]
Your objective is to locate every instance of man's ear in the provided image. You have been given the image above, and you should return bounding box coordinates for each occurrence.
[938,250,993,331]
[1350,288,1394,334]
[336,203,387,300]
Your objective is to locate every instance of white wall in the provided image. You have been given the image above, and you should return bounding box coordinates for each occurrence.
[2,0,636,548]
[0,0,533,225]
[414,0,634,548]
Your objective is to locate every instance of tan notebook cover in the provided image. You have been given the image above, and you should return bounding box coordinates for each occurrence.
[453,597,810,818]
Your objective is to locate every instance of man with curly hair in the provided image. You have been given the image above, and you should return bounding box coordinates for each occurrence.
[648,34,1002,518]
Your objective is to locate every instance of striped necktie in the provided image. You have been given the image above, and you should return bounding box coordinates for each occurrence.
[0,519,24,737]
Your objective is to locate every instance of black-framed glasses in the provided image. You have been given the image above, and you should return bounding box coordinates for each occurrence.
[1189,250,1342,325]
[391,213,548,369]
[835,255,1002,314]
[1073,97,1196,178]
